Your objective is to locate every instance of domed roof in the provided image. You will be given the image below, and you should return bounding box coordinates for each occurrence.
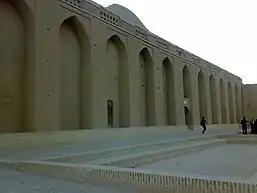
[107,4,148,31]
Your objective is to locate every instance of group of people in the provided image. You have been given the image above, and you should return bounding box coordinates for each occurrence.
[200,116,257,135]
[240,117,257,135]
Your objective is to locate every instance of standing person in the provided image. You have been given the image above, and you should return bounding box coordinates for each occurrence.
[240,117,248,135]
[253,119,257,134]
[200,117,207,134]
[250,119,255,134]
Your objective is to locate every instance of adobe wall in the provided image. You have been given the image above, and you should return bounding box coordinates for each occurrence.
[245,84,257,120]
[0,0,244,133]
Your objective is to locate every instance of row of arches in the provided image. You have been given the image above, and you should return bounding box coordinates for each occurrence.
[197,71,244,124]
[0,0,245,133]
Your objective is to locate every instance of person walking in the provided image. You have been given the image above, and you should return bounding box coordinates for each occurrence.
[240,117,248,135]
[200,117,207,134]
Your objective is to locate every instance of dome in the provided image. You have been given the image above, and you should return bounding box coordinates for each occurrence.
[107,4,148,31]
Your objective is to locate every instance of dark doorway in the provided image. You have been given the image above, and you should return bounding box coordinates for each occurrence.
[107,100,114,127]
[184,106,192,129]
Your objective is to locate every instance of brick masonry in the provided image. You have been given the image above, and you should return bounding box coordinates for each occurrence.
[12,161,257,193]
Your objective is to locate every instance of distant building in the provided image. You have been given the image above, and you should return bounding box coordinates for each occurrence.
[245,84,257,120]
[0,0,245,133]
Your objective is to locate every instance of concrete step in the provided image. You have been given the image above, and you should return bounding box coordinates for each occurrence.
[44,135,217,164]
[104,139,225,168]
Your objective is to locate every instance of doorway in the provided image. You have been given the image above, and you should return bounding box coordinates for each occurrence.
[184,106,192,129]
[107,100,114,127]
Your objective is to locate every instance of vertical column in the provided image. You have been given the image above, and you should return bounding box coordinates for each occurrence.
[231,84,237,123]
[241,86,246,118]
[127,36,143,126]
[224,81,231,123]
[204,72,212,124]
[237,84,242,122]
[152,50,166,126]
[216,77,222,124]
[90,20,110,128]
[189,66,200,125]
[33,1,61,131]
[173,58,185,125]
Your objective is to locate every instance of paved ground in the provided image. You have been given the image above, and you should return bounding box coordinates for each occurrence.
[0,168,142,193]
[139,144,257,182]
[0,128,238,161]
[0,126,241,192]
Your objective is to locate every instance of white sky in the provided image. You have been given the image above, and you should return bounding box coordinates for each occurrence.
[93,0,257,84]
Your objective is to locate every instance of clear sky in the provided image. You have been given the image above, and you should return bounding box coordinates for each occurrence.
[93,0,257,84]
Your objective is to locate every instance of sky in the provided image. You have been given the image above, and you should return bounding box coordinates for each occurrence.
[93,0,257,84]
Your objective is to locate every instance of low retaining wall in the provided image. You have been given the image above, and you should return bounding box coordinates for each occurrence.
[14,161,256,193]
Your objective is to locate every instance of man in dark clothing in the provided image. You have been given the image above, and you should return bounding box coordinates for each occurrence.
[250,119,255,134]
[241,117,248,135]
[200,117,207,134]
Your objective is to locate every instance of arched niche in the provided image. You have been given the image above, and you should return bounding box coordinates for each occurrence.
[0,0,33,133]
[197,70,207,120]
[162,57,175,125]
[106,35,129,127]
[59,16,90,130]
[220,79,227,124]
[139,48,155,126]
[210,75,218,124]
[228,82,235,123]
[182,65,191,98]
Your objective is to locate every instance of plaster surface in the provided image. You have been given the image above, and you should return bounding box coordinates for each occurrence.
[0,0,245,133]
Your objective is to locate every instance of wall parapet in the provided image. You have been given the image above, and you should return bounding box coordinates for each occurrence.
[60,0,242,83]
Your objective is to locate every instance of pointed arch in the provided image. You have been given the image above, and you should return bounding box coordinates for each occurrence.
[235,84,240,123]
[220,79,227,124]
[210,75,218,124]
[106,34,129,127]
[0,0,34,133]
[139,47,155,126]
[197,70,207,120]
[228,82,235,123]
[59,16,90,130]
[162,57,175,125]
[182,65,192,126]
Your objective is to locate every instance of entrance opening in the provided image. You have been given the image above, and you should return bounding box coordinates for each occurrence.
[107,100,114,127]
[184,106,191,129]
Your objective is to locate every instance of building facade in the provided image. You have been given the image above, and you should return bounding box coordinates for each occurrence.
[245,84,257,120]
[0,0,245,133]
